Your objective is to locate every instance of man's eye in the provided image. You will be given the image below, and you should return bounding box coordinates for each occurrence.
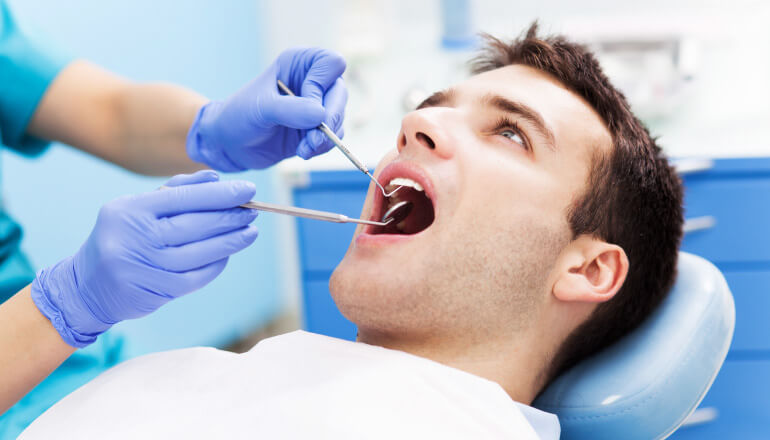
[489,118,529,151]
[500,129,524,145]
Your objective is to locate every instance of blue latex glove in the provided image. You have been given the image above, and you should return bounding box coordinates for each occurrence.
[31,170,259,348]
[187,47,348,171]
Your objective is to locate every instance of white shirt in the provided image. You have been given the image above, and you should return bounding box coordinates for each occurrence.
[21,331,559,439]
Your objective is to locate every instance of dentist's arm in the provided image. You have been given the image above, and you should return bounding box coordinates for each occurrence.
[0,171,257,414]
[0,285,75,416]
[27,61,205,175]
[25,48,347,175]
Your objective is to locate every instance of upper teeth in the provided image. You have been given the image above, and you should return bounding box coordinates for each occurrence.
[386,177,423,192]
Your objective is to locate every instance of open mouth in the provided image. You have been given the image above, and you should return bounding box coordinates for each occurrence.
[370,176,435,236]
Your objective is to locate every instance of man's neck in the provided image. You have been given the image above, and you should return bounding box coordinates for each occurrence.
[357,328,546,405]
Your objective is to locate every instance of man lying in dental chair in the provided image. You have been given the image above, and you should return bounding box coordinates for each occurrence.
[21,24,683,439]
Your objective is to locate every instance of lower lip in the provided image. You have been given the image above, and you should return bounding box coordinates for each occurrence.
[355,231,418,247]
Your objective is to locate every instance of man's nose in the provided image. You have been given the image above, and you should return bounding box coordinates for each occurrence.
[396,110,455,159]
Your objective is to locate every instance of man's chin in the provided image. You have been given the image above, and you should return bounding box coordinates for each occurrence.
[330,258,412,319]
[331,245,408,291]
[328,258,369,302]
[328,263,374,327]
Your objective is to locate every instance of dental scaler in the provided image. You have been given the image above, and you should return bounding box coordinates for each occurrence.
[276,80,402,198]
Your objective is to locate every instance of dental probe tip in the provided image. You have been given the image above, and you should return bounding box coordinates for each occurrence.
[366,171,403,197]
[380,184,404,198]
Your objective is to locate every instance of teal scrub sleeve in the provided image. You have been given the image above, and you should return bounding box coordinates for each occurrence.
[0,0,72,155]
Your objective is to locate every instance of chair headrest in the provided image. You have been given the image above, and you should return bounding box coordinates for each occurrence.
[533,252,735,440]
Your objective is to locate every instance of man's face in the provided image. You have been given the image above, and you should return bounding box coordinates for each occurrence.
[330,64,612,342]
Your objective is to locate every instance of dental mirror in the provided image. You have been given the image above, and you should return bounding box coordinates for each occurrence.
[381,201,413,225]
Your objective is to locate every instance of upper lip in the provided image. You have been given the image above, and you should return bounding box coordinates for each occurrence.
[366,161,437,232]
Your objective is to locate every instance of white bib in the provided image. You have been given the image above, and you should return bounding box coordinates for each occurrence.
[22,331,559,439]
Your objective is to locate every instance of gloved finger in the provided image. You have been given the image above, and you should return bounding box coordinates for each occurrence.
[323,77,348,131]
[149,226,258,272]
[297,78,347,159]
[260,94,325,129]
[318,126,345,156]
[146,258,229,299]
[141,180,256,217]
[157,208,259,246]
[164,170,219,187]
[300,49,346,105]
[297,124,345,160]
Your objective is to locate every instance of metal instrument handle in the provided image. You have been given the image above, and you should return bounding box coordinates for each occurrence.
[276,79,369,174]
[157,185,386,226]
[241,200,388,227]
[241,200,346,222]
[317,123,369,172]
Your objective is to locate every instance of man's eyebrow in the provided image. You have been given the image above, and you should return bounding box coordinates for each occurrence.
[416,89,456,109]
[482,93,556,150]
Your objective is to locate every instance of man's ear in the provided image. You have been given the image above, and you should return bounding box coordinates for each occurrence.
[552,236,629,304]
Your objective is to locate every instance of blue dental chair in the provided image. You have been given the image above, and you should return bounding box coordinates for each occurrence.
[533,252,735,439]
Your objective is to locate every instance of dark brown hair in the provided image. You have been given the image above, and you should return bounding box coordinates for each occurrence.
[471,23,684,386]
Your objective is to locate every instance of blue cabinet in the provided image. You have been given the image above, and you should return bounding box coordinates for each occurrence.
[292,171,369,341]
[303,280,357,340]
[721,271,770,352]
[670,360,770,439]
[672,158,770,438]
[290,158,770,437]
[680,175,770,263]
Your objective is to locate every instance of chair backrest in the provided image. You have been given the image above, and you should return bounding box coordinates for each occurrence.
[533,252,735,440]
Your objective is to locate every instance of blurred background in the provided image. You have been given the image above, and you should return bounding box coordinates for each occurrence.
[2,0,769,437]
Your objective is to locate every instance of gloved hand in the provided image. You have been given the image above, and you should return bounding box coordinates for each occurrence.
[31,170,259,348]
[186,47,348,171]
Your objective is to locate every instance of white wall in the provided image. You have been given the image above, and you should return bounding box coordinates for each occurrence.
[265,0,770,170]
